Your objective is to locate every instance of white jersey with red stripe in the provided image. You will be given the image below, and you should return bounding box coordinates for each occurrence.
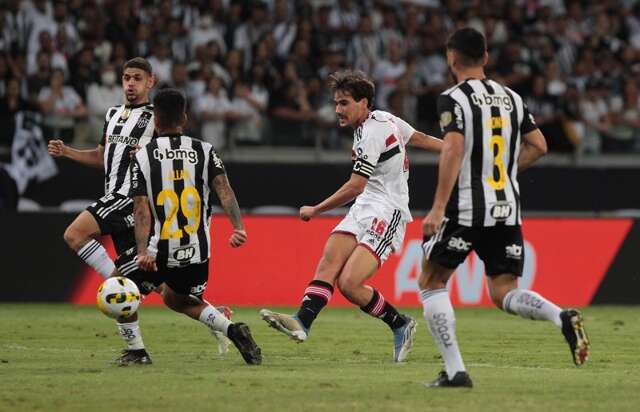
[351,110,415,222]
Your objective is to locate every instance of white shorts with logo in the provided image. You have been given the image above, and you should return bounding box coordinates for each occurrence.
[332,204,407,266]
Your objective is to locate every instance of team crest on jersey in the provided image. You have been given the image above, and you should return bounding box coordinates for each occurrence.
[136,116,150,129]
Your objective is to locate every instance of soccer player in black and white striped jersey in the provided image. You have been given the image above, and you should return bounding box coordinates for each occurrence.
[419,28,590,388]
[48,57,156,281]
[125,88,261,365]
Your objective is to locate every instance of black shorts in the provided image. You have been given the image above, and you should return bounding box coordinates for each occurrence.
[125,260,209,297]
[86,193,135,255]
[422,219,524,277]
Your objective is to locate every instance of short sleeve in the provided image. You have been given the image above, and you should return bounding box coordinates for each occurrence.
[352,123,386,179]
[437,94,464,135]
[392,115,416,145]
[520,102,538,134]
[208,148,226,178]
[129,156,147,197]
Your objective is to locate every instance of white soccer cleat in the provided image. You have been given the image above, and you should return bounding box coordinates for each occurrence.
[214,306,233,355]
[393,316,417,362]
[259,309,308,343]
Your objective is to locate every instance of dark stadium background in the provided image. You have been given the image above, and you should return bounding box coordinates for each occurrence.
[1,0,639,305]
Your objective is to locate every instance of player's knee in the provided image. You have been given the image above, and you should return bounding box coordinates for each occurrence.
[336,276,359,300]
[417,261,447,290]
[63,226,86,251]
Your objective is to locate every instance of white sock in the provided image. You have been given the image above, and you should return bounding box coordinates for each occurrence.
[421,289,466,378]
[117,320,145,350]
[502,289,562,328]
[78,240,115,279]
[199,305,232,336]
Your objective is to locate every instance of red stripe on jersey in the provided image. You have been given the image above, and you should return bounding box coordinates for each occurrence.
[385,135,397,147]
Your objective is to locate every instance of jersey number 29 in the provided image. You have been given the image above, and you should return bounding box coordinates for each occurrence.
[156,187,201,239]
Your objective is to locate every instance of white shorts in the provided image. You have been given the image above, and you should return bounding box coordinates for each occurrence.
[332,204,407,266]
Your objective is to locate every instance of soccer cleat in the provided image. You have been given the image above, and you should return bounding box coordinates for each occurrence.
[392,315,417,362]
[213,306,233,355]
[259,309,308,343]
[426,371,473,388]
[560,308,591,366]
[114,349,152,366]
[227,322,262,365]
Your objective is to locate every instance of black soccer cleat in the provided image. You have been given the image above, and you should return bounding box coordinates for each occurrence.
[115,349,152,366]
[426,371,473,388]
[560,309,591,366]
[227,323,262,365]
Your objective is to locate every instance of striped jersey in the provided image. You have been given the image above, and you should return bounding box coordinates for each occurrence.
[351,110,415,221]
[100,103,155,197]
[438,78,537,227]
[129,134,225,267]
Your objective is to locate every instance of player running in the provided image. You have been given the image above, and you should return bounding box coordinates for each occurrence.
[260,70,442,362]
[124,88,261,366]
[419,28,590,388]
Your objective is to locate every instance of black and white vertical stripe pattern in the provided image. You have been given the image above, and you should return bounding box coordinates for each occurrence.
[136,135,214,267]
[101,104,155,196]
[442,79,525,227]
[374,210,401,257]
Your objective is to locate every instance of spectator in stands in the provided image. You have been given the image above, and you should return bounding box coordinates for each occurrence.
[86,64,121,143]
[373,38,406,110]
[195,76,230,149]
[228,76,268,145]
[38,68,86,142]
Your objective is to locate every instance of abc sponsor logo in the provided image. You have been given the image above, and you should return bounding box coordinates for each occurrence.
[153,147,198,164]
[506,243,523,260]
[447,236,472,252]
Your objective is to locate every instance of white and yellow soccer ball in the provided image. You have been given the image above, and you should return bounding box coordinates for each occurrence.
[96,277,141,319]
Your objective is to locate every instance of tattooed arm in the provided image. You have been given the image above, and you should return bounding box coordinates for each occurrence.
[133,195,157,271]
[212,174,247,248]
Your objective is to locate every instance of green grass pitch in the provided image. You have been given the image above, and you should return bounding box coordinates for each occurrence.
[1,304,639,411]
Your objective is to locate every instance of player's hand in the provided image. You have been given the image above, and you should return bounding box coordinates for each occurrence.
[129,145,141,159]
[47,139,66,157]
[422,208,445,237]
[137,252,157,272]
[229,229,247,248]
[300,205,316,221]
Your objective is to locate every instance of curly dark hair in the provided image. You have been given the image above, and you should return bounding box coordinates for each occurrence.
[328,70,375,109]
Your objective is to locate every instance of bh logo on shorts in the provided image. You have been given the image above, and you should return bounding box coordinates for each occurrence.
[447,237,471,252]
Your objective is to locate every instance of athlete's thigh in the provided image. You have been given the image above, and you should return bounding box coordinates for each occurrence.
[66,209,102,239]
[422,218,477,270]
[475,225,524,277]
[315,210,361,281]
[86,193,134,243]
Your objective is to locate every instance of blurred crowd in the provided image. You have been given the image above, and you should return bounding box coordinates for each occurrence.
[2,0,640,157]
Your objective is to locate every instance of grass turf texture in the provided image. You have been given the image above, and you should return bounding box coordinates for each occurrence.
[1,304,638,411]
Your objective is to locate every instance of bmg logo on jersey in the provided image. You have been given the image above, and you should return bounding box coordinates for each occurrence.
[506,244,523,259]
[470,92,513,112]
[153,147,198,164]
[447,237,471,252]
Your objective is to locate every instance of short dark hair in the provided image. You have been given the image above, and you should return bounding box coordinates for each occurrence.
[153,88,186,129]
[446,28,487,67]
[328,70,375,109]
[123,57,153,75]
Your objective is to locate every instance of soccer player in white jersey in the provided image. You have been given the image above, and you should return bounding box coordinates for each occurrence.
[260,70,443,362]
[124,88,261,366]
[419,28,590,388]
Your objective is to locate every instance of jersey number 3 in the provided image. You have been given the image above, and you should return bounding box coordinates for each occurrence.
[488,135,507,190]
[156,187,201,239]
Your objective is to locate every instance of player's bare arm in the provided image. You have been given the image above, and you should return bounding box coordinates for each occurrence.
[407,131,443,153]
[422,132,464,236]
[212,174,247,248]
[133,195,157,272]
[300,173,367,221]
[518,128,548,172]
[47,140,105,169]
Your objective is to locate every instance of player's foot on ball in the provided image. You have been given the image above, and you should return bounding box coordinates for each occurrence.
[392,315,417,362]
[425,371,473,388]
[259,309,308,343]
[213,306,233,355]
[560,308,590,366]
[115,349,152,366]
[227,322,262,365]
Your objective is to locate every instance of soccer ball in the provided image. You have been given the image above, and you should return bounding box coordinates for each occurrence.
[96,277,141,319]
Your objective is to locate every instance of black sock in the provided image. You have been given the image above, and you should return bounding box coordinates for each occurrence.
[360,288,407,330]
[295,280,334,330]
